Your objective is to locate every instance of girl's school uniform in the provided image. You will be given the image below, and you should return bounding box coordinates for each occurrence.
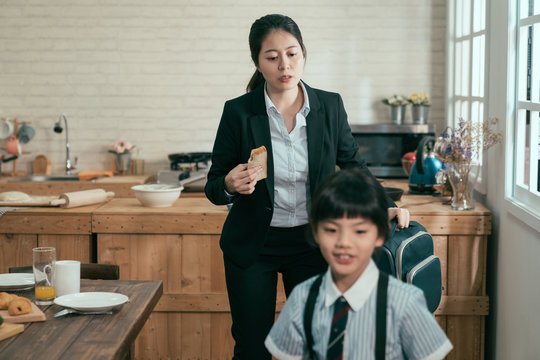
[265,260,453,360]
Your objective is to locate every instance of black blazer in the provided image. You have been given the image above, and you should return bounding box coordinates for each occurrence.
[205,82,371,268]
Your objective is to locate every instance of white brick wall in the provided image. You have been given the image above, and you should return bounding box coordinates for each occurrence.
[0,0,446,175]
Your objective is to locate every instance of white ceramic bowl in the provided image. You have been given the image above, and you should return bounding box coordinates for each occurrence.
[131,184,183,207]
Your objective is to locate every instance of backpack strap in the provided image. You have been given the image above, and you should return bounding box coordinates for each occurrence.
[375,272,389,360]
[389,217,399,236]
[304,273,323,359]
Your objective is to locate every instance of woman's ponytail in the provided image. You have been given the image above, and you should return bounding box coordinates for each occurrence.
[246,70,265,92]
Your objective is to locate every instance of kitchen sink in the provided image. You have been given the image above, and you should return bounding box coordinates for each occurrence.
[8,175,79,182]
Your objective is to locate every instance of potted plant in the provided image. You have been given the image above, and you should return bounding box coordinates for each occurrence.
[109,139,135,174]
[408,92,431,124]
[382,94,408,124]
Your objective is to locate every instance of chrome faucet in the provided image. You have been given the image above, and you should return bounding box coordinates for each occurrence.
[54,113,77,175]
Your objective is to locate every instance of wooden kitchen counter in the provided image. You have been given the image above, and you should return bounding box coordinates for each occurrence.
[0,204,102,281]
[92,197,228,234]
[0,175,149,197]
[0,203,100,235]
[0,187,491,360]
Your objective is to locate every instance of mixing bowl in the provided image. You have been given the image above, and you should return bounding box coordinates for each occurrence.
[131,184,183,207]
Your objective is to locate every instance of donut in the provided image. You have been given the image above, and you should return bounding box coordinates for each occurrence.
[0,292,15,310]
[7,297,32,316]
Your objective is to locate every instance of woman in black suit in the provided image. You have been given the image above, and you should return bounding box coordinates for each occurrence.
[205,14,409,359]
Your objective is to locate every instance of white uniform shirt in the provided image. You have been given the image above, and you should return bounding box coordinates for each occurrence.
[265,260,453,359]
[264,82,310,227]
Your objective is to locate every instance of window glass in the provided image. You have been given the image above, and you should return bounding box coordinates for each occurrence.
[457,0,464,37]
[461,39,470,96]
[449,0,487,191]
[471,101,483,126]
[454,100,462,122]
[455,42,463,96]
[533,23,540,103]
[532,112,540,192]
[521,0,540,17]
[462,0,472,36]
[516,110,529,187]
[513,0,540,216]
[518,26,531,102]
[520,0,528,18]
[461,100,469,121]
[473,0,486,32]
[472,36,485,97]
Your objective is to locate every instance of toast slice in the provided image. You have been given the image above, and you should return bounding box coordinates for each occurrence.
[247,146,267,181]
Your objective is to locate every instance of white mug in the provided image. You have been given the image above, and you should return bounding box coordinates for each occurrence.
[0,118,14,139]
[55,260,81,297]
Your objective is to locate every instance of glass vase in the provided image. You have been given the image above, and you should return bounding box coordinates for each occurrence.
[445,162,480,210]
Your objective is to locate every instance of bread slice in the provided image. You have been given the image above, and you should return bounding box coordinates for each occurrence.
[247,146,267,181]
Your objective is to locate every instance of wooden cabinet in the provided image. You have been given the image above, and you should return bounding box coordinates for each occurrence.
[397,195,490,360]
[0,192,491,360]
[0,206,97,272]
[0,234,35,273]
[93,198,232,359]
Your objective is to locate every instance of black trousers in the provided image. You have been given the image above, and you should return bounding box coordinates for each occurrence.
[224,225,327,360]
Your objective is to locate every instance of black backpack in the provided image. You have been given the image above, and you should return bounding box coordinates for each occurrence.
[372,219,442,313]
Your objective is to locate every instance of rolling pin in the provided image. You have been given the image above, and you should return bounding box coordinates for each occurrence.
[49,189,115,208]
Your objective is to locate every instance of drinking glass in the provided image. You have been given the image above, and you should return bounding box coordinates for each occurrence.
[32,247,56,305]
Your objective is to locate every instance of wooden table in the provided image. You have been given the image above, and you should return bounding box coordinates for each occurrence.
[0,279,163,359]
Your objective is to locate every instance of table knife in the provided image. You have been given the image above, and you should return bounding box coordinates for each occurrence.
[54,309,113,318]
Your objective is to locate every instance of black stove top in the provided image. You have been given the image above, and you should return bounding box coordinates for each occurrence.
[168,152,212,171]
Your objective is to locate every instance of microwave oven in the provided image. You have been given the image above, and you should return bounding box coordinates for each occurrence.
[350,124,436,178]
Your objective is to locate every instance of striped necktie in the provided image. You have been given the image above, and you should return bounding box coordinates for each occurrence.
[327,296,350,360]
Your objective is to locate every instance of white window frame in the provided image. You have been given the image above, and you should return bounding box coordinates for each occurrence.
[446,0,489,192]
[505,0,540,231]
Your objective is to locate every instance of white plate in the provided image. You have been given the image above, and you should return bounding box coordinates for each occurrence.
[54,292,129,311]
[0,273,35,290]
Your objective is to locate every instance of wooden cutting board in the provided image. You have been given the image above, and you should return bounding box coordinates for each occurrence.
[32,155,51,175]
[0,302,46,323]
[0,323,24,341]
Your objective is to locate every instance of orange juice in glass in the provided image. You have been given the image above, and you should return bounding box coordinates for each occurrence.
[32,247,56,305]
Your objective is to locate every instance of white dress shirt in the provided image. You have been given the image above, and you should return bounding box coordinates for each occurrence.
[264,82,310,228]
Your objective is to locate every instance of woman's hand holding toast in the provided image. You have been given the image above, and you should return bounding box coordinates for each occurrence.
[225,164,263,195]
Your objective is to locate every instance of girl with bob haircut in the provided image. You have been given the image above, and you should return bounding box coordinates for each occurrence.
[265,168,452,359]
